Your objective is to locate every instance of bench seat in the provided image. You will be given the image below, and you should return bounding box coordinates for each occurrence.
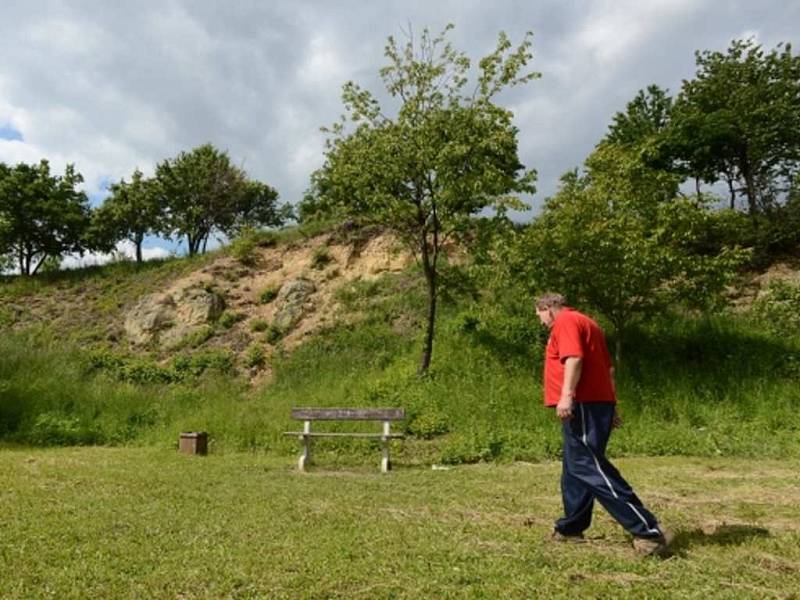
[284,407,405,472]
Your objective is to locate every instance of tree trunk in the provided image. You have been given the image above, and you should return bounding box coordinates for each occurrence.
[418,229,437,376]
[135,234,143,264]
[612,319,623,366]
[417,197,439,377]
[694,177,701,196]
[187,234,196,257]
[740,153,758,218]
[727,177,736,210]
[31,254,47,276]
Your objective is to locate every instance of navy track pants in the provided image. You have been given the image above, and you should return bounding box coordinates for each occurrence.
[555,402,662,539]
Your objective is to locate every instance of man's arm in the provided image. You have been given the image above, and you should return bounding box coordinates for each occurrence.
[556,356,582,421]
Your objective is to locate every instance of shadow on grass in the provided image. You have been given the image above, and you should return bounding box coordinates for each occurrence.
[671,524,770,555]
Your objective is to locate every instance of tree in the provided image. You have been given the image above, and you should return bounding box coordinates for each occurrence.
[605,84,673,148]
[89,170,163,264]
[670,39,800,214]
[307,25,537,374]
[232,180,291,236]
[505,145,747,362]
[0,160,90,275]
[155,144,284,256]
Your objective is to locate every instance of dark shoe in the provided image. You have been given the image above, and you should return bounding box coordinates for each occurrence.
[549,530,586,544]
[633,533,671,558]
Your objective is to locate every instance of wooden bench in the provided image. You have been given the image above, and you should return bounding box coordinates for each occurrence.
[284,407,405,473]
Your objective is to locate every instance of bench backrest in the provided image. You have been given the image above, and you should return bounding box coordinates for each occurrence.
[291,408,405,421]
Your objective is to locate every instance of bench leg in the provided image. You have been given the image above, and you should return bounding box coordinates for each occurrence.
[381,449,390,473]
[381,421,391,473]
[298,422,311,472]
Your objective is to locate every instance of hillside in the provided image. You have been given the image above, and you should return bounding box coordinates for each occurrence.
[1,227,413,380]
[1,226,800,463]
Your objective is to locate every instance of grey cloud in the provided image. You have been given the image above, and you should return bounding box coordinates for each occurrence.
[0,0,797,222]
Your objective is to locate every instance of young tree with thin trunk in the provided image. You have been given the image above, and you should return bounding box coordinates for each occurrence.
[308,25,537,375]
[89,170,163,264]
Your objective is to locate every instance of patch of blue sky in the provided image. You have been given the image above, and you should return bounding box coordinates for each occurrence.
[0,123,23,141]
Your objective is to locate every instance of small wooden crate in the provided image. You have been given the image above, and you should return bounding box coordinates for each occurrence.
[179,432,208,455]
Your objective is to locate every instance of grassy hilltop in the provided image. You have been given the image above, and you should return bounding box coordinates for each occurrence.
[1,225,799,464]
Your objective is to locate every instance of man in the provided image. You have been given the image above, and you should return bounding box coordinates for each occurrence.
[535,293,669,557]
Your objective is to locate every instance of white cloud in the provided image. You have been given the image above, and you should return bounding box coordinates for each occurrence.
[0,0,795,225]
[60,241,173,270]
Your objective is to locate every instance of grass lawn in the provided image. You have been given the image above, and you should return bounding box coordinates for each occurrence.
[1,448,799,598]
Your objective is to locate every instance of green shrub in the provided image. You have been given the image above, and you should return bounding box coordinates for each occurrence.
[243,345,266,369]
[172,351,235,377]
[174,325,215,350]
[406,410,450,439]
[751,280,800,334]
[228,229,259,266]
[218,312,246,329]
[250,319,269,332]
[264,325,283,344]
[310,246,332,270]
[259,285,280,304]
[29,412,101,446]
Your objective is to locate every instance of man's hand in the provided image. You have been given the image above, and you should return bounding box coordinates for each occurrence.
[612,407,623,429]
[556,396,574,421]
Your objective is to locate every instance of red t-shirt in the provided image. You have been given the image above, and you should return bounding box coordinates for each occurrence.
[543,308,616,406]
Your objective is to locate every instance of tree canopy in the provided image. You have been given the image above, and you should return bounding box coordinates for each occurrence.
[305,24,537,374]
[0,160,90,275]
[670,39,800,213]
[504,145,747,361]
[155,144,284,256]
[89,170,163,264]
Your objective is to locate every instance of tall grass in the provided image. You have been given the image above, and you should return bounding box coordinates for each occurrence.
[1,267,799,462]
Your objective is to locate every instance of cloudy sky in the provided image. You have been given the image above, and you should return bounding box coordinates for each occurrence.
[1,0,798,257]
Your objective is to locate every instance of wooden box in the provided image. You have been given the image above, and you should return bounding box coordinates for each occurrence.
[179,431,208,455]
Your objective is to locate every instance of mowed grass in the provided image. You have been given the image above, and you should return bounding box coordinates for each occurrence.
[1,448,799,599]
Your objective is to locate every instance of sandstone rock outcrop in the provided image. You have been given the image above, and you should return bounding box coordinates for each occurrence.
[124,285,225,347]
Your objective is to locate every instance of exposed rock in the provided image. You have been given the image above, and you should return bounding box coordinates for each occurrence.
[174,286,225,325]
[123,286,225,346]
[273,278,316,332]
[124,294,176,345]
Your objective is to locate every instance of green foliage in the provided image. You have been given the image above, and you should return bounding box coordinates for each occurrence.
[309,24,538,374]
[259,285,280,304]
[228,227,281,267]
[405,409,450,439]
[263,324,284,345]
[310,245,332,269]
[29,412,102,446]
[173,325,215,350]
[218,311,246,329]
[227,229,258,266]
[504,145,748,359]
[751,280,800,334]
[85,349,234,384]
[154,144,285,256]
[670,39,800,213]
[0,160,91,275]
[89,170,163,263]
[605,84,674,153]
[250,318,269,332]
[243,345,266,369]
